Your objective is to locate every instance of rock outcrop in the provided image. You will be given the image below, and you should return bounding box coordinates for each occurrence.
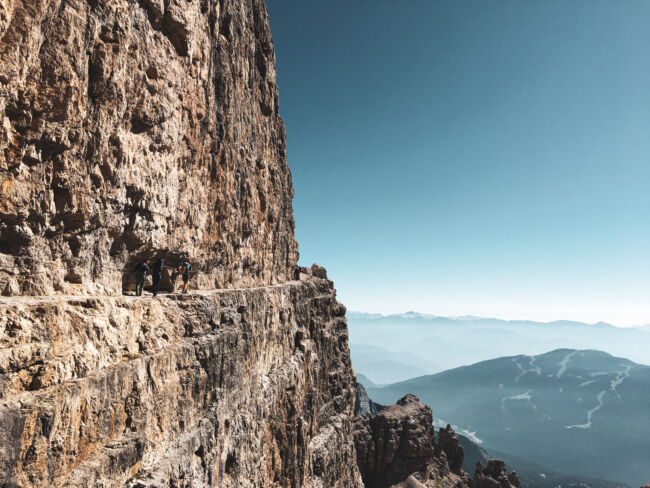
[353,395,521,488]
[474,460,521,488]
[354,381,384,417]
[454,433,490,476]
[0,0,297,297]
[438,424,464,474]
[353,394,440,488]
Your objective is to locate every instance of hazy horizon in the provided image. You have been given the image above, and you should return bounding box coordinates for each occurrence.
[347,310,650,384]
[348,309,648,328]
[267,0,650,329]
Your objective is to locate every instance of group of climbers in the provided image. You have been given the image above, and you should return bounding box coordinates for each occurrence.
[133,256,191,297]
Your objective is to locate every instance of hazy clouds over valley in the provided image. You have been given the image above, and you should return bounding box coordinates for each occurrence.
[348,312,650,384]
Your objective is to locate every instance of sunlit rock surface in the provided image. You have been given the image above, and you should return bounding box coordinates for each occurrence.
[0,278,362,487]
[0,0,297,296]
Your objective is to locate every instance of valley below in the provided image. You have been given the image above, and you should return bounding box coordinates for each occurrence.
[350,313,650,487]
[352,340,650,487]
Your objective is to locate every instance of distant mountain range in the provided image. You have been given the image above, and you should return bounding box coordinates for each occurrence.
[348,312,650,384]
[364,349,650,487]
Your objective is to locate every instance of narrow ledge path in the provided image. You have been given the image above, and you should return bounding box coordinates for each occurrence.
[0,280,306,306]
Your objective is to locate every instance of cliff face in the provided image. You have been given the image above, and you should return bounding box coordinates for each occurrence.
[0,0,297,296]
[0,1,360,485]
[0,273,362,487]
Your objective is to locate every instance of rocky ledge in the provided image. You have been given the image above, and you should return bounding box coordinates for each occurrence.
[353,394,521,488]
[0,275,361,487]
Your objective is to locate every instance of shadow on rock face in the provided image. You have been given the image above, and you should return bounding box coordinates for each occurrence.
[121,251,187,294]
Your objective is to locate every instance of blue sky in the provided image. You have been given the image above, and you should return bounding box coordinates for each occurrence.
[266,0,650,326]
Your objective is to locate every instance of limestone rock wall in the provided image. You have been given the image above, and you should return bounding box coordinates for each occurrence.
[0,1,362,486]
[0,277,362,487]
[0,0,298,296]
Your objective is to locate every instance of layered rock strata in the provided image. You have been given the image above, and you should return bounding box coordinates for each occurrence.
[353,395,520,488]
[0,0,297,296]
[0,275,362,487]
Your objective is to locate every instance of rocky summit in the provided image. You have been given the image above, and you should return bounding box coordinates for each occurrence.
[1,0,519,487]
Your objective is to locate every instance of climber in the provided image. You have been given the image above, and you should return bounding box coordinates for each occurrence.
[178,258,192,294]
[151,257,164,297]
[134,259,150,296]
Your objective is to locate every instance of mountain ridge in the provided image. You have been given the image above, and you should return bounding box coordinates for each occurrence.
[349,312,650,384]
[365,349,650,486]
[348,311,628,329]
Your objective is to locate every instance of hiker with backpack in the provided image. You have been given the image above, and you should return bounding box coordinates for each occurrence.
[151,257,164,297]
[178,258,191,294]
[134,260,150,296]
